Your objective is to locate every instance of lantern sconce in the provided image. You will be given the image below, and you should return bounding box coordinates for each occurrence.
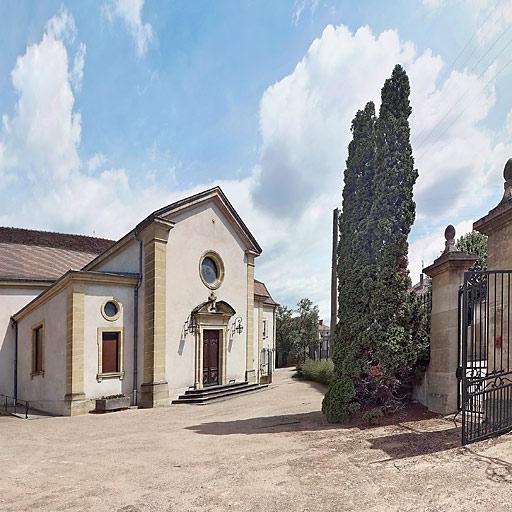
[231,316,244,337]
[184,315,198,336]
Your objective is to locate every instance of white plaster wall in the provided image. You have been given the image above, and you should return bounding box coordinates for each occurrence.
[17,289,67,414]
[262,306,275,352]
[253,304,260,372]
[164,200,249,397]
[0,288,45,397]
[94,238,140,274]
[83,283,134,400]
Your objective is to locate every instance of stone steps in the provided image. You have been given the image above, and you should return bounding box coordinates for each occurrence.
[172,382,268,404]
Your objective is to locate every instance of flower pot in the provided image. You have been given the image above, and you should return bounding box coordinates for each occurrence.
[95,396,130,412]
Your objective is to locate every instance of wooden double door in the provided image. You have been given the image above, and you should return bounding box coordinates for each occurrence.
[203,329,220,386]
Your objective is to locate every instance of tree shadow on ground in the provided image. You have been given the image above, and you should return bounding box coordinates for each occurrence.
[185,411,333,435]
[185,410,445,437]
[368,423,461,460]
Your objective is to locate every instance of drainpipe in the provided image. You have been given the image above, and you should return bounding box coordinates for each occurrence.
[11,317,18,399]
[133,231,143,406]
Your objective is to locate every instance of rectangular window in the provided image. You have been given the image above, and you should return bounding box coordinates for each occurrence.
[263,319,268,339]
[102,332,120,374]
[97,329,124,381]
[32,325,44,376]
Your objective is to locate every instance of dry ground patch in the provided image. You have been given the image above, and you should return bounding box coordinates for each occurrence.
[1,369,512,511]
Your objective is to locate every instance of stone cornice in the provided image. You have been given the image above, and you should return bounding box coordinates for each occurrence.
[0,279,53,289]
[474,200,512,236]
[423,252,478,278]
[13,271,139,322]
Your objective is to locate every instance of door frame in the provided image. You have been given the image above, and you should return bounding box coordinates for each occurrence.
[202,328,222,387]
[195,324,227,389]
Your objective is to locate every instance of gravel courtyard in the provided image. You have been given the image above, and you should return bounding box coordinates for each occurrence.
[2,368,512,511]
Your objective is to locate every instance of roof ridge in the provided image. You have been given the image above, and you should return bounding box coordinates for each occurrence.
[0,227,115,254]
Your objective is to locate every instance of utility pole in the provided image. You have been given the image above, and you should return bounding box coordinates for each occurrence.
[330,207,339,357]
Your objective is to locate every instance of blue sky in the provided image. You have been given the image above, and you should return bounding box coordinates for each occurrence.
[1,0,512,319]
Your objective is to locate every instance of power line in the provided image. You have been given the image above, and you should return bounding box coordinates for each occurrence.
[413,0,505,148]
[415,48,512,162]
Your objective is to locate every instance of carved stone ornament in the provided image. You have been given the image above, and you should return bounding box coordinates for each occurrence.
[501,158,512,203]
[444,224,456,253]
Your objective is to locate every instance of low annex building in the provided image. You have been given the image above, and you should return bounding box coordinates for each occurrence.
[0,187,277,415]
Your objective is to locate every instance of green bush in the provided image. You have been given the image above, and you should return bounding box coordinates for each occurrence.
[322,377,360,423]
[361,407,384,425]
[296,359,334,385]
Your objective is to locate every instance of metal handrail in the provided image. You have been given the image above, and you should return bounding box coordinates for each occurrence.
[0,394,29,419]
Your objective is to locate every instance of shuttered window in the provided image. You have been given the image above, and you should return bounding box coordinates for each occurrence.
[102,332,119,374]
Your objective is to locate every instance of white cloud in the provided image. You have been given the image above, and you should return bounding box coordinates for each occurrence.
[102,0,154,57]
[475,0,512,45]
[292,0,320,25]
[46,5,77,42]
[2,13,511,321]
[86,152,107,174]
[251,23,512,318]
[70,42,86,92]
[0,9,164,238]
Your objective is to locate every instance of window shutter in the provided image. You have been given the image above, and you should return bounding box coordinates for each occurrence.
[102,332,119,373]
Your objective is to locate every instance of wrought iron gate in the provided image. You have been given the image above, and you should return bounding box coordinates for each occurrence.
[459,270,512,444]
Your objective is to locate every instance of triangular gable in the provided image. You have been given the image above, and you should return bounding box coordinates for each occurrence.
[83,186,261,273]
[153,187,261,255]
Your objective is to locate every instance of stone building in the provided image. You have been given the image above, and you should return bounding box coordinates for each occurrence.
[0,187,277,415]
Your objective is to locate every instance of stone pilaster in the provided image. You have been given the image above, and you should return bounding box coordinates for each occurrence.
[65,286,89,415]
[422,226,477,414]
[245,251,256,383]
[139,218,173,408]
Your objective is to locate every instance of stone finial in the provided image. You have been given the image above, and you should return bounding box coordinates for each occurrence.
[444,224,456,253]
[501,158,512,203]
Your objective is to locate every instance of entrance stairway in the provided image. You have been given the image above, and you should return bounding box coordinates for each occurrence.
[171,381,267,405]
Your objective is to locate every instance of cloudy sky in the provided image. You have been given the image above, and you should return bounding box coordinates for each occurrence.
[1,0,512,320]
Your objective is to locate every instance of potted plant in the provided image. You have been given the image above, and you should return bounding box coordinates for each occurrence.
[95,394,130,412]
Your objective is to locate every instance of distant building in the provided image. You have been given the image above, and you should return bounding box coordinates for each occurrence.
[318,320,331,359]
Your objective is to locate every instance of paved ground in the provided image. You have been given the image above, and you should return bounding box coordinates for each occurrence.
[2,369,512,511]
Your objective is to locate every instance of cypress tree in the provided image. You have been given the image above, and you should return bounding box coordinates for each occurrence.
[323,102,377,422]
[367,64,419,403]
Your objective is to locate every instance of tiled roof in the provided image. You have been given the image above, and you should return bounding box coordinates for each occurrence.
[254,279,278,306]
[0,228,115,281]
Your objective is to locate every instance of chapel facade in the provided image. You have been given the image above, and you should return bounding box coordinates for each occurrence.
[0,187,277,415]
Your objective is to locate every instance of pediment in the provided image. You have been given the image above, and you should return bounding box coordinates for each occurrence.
[192,298,236,317]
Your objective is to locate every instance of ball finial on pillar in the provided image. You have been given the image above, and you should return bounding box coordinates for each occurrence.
[444,224,456,253]
[501,158,512,203]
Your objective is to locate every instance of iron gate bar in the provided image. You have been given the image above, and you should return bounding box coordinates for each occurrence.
[460,270,512,444]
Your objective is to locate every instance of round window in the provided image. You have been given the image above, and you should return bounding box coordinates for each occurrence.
[201,257,218,285]
[102,300,120,321]
[199,252,224,289]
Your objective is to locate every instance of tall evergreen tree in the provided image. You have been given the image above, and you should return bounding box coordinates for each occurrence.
[324,65,426,422]
[323,102,377,422]
[368,64,419,399]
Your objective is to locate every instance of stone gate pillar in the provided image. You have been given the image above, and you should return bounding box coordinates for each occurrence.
[473,159,512,392]
[422,226,477,414]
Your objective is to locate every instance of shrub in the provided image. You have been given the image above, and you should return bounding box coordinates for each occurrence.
[322,377,360,423]
[362,407,384,425]
[296,359,334,385]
